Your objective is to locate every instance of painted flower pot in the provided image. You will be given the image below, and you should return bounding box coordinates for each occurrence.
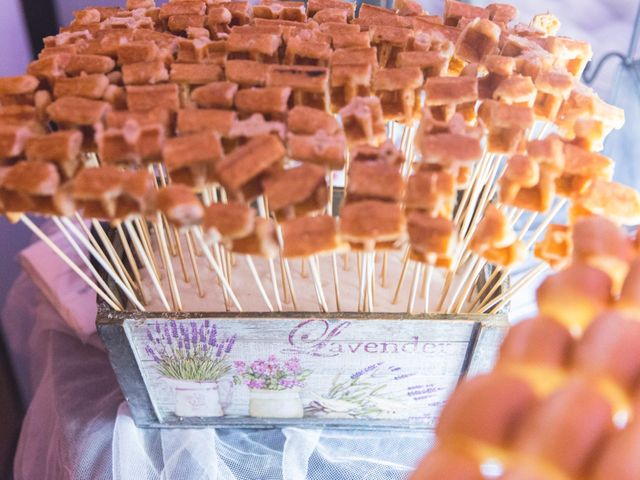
[249,388,304,418]
[168,379,224,417]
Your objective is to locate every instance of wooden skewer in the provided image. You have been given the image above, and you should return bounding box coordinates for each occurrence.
[309,255,329,312]
[454,257,486,314]
[21,216,124,312]
[134,218,161,280]
[53,217,124,309]
[192,228,243,311]
[172,226,190,283]
[358,253,367,312]
[246,256,274,312]
[61,217,148,311]
[91,219,139,297]
[185,230,205,298]
[467,209,535,310]
[483,263,549,314]
[331,252,341,312]
[154,213,182,311]
[301,258,308,278]
[392,247,411,304]
[424,265,434,314]
[407,261,422,314]
[367,252,374,312]
[123,219,171,311]
[275,225,298,310]
[268,258,283,312]
[115,224,147,304]
[381,251,388,288]
[445,255,481,313]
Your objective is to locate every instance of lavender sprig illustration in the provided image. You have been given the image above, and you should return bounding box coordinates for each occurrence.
[145,321,236,382]
[233,355,310,391]
[306,363,406,417]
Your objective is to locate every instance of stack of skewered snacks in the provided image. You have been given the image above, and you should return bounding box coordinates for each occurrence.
[412,217,640,480]
[0,0,634,315]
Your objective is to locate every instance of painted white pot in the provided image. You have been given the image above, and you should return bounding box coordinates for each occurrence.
[168,379,224,417]
[249,388,304,418]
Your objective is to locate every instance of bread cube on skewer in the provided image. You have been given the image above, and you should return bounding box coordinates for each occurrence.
[163,130,223,189]
[351,140,404,168]
[229,217,279,258]
[190,81,238,109]
[262,163,328,220]
[407,213,456,268]
[216,133,285,201]
[287,105,340,135]
[287,130,347,170]
[470,204,526,267]
[424,75,478,122]
[176,108,236,137]
[346,162,405,203]
[339,96,386,146]
[339,200,406,251]
[405,168,456,218]
[0,161,62,216]
[153,184,204,229]
[372,67,423,123]
[478,99,535,154]
[64,166,155,221]
[25,130,83,179]
[282,214,343,258]
[267,64,330,111]
[534,224,572,270]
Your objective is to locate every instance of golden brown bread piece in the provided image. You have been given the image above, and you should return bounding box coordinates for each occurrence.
[176,109,236,136]
[513,379,613,477]
[537,262,612,335]
[97,120,165,167]
[47,96,110,127]
[234,87,292,116]
[372,67,423,122]
[283,30,332,66]
[282,214,342,258]
[25,130,82,178]
[67,167,154,221]
[126,83,180,112]
[330,63,373,110]
[229,114,285,143]
[106,107,172,133]
[573,179,640,225]
[351,140,404,167]
[410,446,483,480]
[287,105,340,135]
[437,371,536,446]
[347,162,404,203]
[225,60,270,87]
[0,76,40,96]
[117,41,161,66]
[163,130,222,189]
[153,185,204,228]
[170,63,223,85]
[407,213,456,265]
[229,217,279,258]
[0,125,33,162]
[572,216,634,293]
[0,161,61,215]
[122,60,169,86]
[443,0,489,26]
[216,134,285,192]
[339,96,386,146]
[262,163,327,220]
[287,130,346,170]
[190,82,238,109]
[455,18,500,63]
[203,201,256,243]
[339,200,406,249]
[534,224,572,270]
[405,169,455,217]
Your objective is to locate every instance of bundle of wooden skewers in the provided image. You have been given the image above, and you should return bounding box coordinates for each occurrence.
[0,0,635,316]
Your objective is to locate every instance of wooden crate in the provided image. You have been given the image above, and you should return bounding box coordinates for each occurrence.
[97,307,507,429]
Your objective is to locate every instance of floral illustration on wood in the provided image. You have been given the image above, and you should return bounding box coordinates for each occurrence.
[145,320,236,417]
[234,355,311,418]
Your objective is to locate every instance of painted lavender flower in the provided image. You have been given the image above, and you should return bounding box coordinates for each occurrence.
[145,320,237,382]
[234,355,310,391]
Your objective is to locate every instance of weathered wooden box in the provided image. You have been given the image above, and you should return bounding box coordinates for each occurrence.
[97,306,507,429]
